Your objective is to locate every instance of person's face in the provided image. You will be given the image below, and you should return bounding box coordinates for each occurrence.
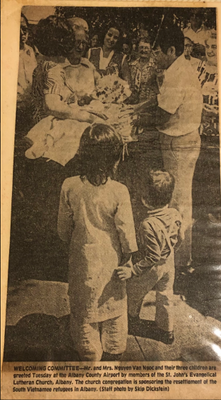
[91,34,98,48]
[184,38,193,59]
[104,28,120,50]
[122,43,130,55]
[206,37,217,66]
[138,41,151,60]
[20,16,28,47]
[152,46,171,70]
[190,14,202,31]
[139,29,149,40]
[69,30,87,62]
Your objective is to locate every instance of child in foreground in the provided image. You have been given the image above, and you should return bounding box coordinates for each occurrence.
[117,170,182,344]
[57,123,137,361]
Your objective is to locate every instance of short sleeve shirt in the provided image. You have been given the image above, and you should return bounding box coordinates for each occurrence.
[157,54,203,136]
[32,58,97,123]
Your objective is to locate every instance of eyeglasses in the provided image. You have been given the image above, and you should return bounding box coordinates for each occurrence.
[75,40,87,47]
[73,24,89,34]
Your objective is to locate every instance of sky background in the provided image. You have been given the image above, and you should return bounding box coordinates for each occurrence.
[22,6,56,23]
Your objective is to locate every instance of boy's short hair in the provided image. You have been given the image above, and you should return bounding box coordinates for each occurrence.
[143,170,175,208]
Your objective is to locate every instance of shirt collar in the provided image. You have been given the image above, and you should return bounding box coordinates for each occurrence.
[186,27,201,34]
[146,204,169,217]
[63,59,74,67]
[196,27,203,33]
[131,59,140,66]
[63,57,91,69]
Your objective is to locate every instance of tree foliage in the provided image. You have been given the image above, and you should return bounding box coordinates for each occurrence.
[55,6,216,43]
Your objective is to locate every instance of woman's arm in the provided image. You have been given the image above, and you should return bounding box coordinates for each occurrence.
[44,94,96,123]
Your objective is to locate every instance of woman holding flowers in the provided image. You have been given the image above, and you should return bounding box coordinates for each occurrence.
[25,15,104,166]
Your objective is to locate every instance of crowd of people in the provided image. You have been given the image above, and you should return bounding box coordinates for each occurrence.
[18,11,218,140]
[14,10,219,361]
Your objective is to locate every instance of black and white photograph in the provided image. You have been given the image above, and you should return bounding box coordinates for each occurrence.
[2,2,221,378]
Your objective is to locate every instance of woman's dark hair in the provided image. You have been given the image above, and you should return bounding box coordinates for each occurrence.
[34,15,75,58]
[90,30,99,40]
[155,25,184,57]
[122,37,130,46]
[101,23,123,51]
[122,37,132,50]
[78,123,123,186]
[142,169,175,208]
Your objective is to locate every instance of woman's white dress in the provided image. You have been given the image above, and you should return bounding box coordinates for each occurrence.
[58,176,138,322]
[25,58,99,166]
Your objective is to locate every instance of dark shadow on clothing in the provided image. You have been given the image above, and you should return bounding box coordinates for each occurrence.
[192,141,220,220]
[98,272,124,308]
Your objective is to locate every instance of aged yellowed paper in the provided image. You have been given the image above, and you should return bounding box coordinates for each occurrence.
[2,0,221,399]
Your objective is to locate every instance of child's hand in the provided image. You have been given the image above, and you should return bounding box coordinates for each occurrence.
[115,266,132,281]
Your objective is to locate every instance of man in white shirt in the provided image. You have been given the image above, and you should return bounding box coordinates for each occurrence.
[183,12,209,58]
[151,25,203,269]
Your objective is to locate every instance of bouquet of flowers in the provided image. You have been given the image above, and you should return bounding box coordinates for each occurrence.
[95,74,131,104]
[84,74,135,142]
[84,99,136,143]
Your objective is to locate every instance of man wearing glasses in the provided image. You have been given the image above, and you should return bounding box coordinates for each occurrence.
[183,37,199,69]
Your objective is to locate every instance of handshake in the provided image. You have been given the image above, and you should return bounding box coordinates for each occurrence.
[115,257,133,281]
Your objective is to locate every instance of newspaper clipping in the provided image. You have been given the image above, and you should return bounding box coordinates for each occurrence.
[1,1,221,399]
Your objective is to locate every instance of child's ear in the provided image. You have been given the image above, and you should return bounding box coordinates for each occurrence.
[141,196,148,207]
[167,46,176,57]
[141,196,154,210]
